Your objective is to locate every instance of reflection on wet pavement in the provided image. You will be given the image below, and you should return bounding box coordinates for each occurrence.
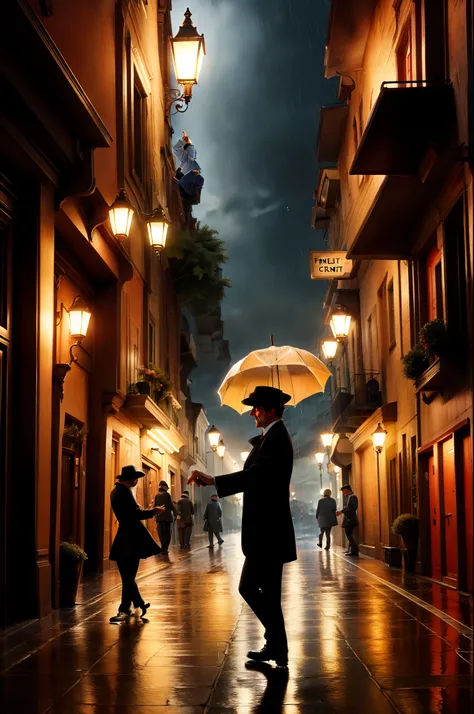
[0,535,472,713]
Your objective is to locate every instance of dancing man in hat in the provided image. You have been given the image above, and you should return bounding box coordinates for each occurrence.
[188,386,296,667]
[109,465,164,623]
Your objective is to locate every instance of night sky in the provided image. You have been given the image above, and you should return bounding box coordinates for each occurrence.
[172,0,338,487]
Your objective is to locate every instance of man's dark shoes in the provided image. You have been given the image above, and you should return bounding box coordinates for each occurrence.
[110,610,131,623]
[140,602,150,618]
[347,551,359,557]
[247,646,288,668]
[317,542,322,548]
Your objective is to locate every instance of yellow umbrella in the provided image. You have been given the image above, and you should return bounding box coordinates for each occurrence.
[218,344,332,414]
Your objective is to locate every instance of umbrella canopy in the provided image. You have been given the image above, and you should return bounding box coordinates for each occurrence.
[218,345,332,414]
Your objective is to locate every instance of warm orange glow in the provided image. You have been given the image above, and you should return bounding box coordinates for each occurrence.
[68,296,91,341]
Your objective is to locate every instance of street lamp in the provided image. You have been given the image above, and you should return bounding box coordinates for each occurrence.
[315,451,324,490]
[240,450,250,463]
[371,422,387,548]
[109,189,135,239]
[169,8,206,114]
[207,425,220,452]
[54,296,92,400]
[146,205,170,255]
[330,305,352,343]
[320,432,333,450]
[371,423,388,453]
[216,440,226,459]
[68,296,92,342]
[321,338,338,362]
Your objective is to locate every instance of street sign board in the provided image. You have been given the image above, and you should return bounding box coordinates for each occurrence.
[310,251,353,280]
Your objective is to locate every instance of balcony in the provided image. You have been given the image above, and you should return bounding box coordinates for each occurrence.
[331,372,382,432]
[324,0,376,78]
[317,104,349,163]
[350,83,456,176]
[346,82,458,259]
[123,394,172,430]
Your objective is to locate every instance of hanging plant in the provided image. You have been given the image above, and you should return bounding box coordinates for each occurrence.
[402,344,430,380]
[63,423,86,447]
[419,319,448,358]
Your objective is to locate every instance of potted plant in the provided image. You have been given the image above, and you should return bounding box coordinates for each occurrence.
[419,319,448,358]
[59,541,87,607]
[137,364,173,405]
[391,514,419,572]
[402,344,430,380]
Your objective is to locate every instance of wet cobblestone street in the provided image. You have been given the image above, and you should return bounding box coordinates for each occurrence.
[1,535,472,713]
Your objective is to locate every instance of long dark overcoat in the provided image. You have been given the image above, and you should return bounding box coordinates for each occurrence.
[109,483,161,561]
[204,500,223,533]
[341,493,359,528]
[215,420,297,563]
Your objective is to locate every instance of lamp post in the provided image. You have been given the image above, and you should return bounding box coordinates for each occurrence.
[169,8,206,115]
[109,189,135,239]
[207,425,220,452]
[146,205,170,255]
[321,338,338,363]
[240,450,250,464]
[315,452,324,491]
[54,296,92,400]
[371,423,387,547]
[216,439,226,476]
[330,305,352,343]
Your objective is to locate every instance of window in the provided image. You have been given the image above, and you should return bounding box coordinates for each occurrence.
[367,315,373,371]
[388,280,396,347]
[397,20,413,81]
[148,316,156,365]
[133,82,146,184]
[425,244,444,322]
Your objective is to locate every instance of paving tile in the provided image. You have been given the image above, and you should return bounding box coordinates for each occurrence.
[386,686,473,714]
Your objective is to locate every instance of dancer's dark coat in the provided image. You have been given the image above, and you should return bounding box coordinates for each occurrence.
[109,483,161,561]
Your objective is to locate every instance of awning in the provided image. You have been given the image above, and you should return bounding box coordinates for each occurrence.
[316,104,349,164]
[330,433,353,468]
[324,0,376,77]
[351,83,456,175]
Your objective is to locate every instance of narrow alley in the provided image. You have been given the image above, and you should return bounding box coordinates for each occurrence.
[1,536,471,713]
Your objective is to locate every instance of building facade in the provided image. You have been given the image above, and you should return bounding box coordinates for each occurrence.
[0,0,227,625]
[315,0,473,591]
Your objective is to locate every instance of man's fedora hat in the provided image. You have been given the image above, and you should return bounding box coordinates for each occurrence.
[117,465,145,481]
[159,480,169,488]
[242,386,291,408]
[340,483,353,492]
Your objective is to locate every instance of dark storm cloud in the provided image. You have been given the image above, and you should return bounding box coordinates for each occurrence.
[172,0,338,478]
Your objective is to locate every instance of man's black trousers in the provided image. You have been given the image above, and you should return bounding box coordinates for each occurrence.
[344,525,359,554]
[117,556,144,613]
[158,521,172,552]
[238,557,288,654]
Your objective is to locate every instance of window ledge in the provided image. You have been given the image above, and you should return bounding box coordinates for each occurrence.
[415,357,445,393]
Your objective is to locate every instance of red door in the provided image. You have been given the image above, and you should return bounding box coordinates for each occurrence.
[428,455,442,582]
[463,436,473,592]
[442,438,458,584]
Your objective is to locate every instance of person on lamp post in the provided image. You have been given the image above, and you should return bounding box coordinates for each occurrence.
[109,465,164,623]
[336,484,359,557]
[188,386,296,668]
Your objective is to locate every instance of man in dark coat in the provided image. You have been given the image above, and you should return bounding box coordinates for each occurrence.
[177,490,194,548]
[188,386,296,667]
[337,484,359,557]
[109,465,163,623]
[204,493,224,547]
[154,480,177,554]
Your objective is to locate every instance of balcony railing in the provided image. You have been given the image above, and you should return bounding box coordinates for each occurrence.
[331,372,381,431]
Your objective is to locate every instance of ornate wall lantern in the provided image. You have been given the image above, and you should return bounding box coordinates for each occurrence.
[207,425,221,452]
[216,440,226,459]
[146,205,170,255]
[169,8,206,115]
[330,305,352,343]
[109,189,135,239]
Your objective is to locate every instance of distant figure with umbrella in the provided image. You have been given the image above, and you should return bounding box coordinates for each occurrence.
[189,386,296,668]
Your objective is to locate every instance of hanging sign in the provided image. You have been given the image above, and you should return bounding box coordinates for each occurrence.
[310,251,353,280]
